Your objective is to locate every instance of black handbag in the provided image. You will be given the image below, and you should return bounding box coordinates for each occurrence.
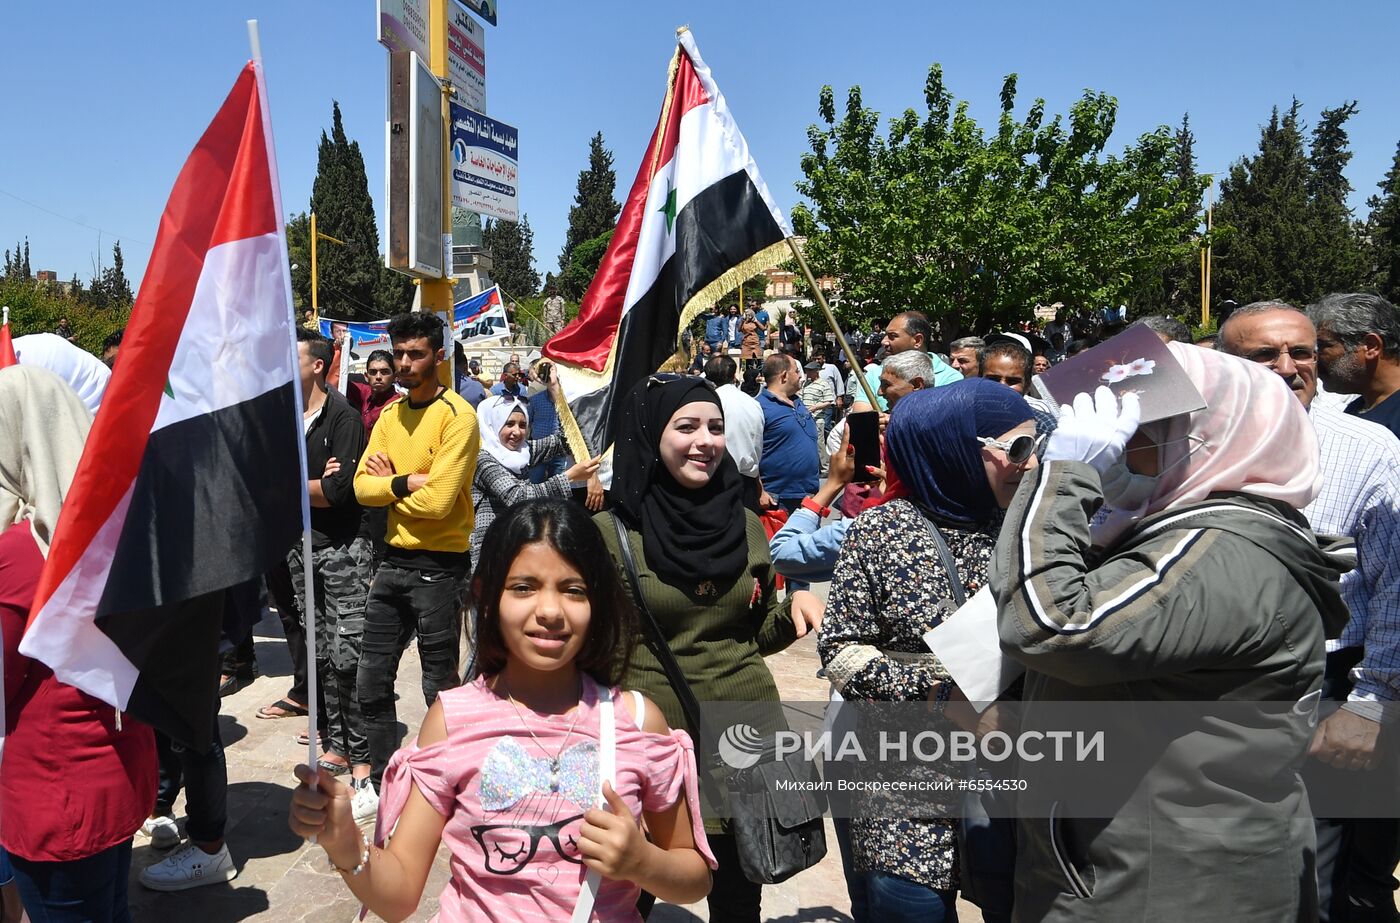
[609,514,827,884]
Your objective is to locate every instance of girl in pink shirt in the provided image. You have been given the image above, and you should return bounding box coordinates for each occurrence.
[290,498,715,921]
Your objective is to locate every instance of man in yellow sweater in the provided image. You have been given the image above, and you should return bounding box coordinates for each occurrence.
[353,312,479,808]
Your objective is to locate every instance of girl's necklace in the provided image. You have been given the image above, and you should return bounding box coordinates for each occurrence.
[500,678,584,792]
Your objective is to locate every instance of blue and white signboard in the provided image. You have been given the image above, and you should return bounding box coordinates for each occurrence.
[450,102,518,222]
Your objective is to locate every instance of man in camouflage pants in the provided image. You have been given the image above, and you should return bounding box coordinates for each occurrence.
[285,329,375,817]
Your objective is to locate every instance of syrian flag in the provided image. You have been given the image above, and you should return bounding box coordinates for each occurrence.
[542,29,792,454]
[20,61,303,748]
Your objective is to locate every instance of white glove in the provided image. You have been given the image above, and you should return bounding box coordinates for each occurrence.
[1043,386,1142,474]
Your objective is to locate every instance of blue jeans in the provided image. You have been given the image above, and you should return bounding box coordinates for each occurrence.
[864,869,957,923]
[10,841,132,923]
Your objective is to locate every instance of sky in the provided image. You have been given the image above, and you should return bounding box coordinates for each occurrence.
[3,1,1399,295]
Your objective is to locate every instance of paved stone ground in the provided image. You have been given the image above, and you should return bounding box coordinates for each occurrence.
[123,588,982,922]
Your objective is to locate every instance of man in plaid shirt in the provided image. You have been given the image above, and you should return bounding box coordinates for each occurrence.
[1222,301,1400,923]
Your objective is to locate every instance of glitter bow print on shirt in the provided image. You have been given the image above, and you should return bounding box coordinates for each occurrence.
[479,738,599,811]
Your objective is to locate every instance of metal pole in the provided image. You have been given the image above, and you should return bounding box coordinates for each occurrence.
[1204,177,1214,327]
[310,211,319,323]
[425,0,455,389]
[786,237,881,408]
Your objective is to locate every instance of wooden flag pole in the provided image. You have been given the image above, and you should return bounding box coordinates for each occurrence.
[786,237,881,408]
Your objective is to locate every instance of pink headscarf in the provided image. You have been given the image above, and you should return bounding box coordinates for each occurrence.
[1139,342,1320,516]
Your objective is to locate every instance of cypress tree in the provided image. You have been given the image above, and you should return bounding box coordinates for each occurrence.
[1213,101,1314,305]
[558,132,619,276]
[483,215,540,300]
[1305,101,1366,293]
[1367,140,1400,302]
[310,101,385,320]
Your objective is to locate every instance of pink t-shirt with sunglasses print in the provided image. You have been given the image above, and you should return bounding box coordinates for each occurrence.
[373,675,716,922]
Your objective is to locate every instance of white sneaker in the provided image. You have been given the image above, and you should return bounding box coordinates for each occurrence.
[138,842,237,891]
[140,814,180,850]
[351,779,380,826]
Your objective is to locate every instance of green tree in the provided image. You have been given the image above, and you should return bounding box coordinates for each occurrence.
[21,239,31,282]
[285,211,311,310]
[558,132,619,276]
[103,241,133,305]
[1367,140,1400,302]
[1143,113,1204,317]
[557,228,614,300]
[793,65,1207,335]
[483,214,541,300]
[1213,100,1366,306]
[310,101,386,320]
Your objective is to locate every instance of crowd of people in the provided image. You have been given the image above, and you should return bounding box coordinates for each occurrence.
[0,289,1397,923]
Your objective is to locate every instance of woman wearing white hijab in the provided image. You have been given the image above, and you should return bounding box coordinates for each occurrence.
[990,344,1352,922]
[0,365,157,922]
[468,391,600,572]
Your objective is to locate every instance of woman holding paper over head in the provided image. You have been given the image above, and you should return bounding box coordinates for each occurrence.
[991,342,1349,922]
[819,377,1038,923]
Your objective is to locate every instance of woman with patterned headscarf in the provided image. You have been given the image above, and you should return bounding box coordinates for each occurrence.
[0,365,157,922]
[819,377,1039,922]
[993,343,1351,922]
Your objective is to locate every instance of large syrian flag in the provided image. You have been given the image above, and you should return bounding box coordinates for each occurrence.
[21,61,303,749]
[542,29,792,454]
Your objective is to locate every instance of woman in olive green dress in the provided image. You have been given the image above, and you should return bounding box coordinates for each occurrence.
[596,375,824,922]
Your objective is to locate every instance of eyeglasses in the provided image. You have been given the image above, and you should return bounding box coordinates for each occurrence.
[470,814,584,875]
[976,433,1043,465]
[1243,345,1316,368]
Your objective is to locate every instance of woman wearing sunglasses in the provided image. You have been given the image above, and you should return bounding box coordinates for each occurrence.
[818,378,1038,922]
[993,344,1351,923]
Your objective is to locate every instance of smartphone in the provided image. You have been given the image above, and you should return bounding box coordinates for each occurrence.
[846,411,881,483]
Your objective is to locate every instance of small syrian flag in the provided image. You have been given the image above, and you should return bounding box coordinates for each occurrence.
[21,61,303,748]
[542,29,792,454]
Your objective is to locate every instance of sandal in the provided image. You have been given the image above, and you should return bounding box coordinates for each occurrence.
[297,731,322,747]
[256,698,308,720]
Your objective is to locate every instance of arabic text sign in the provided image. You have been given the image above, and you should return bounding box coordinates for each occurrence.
[377,0,429,59]
[450,102,518,221]
[447,5,487,110]
[455,0,497,27]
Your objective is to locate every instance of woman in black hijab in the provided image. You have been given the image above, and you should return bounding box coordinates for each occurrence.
[597,375,824,922]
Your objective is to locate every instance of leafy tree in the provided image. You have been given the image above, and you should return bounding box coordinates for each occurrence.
[0,275,129,354]
[558,133,619,276]
[310,101,387,320]
[1212,100,1366,306]
[21,239,31,282]
[793,65,1208,335]
[68,273,83,300]
[557,228,614,300]
[1367,140,1400,302]
[285,211,311,309]
[483,214,540,300]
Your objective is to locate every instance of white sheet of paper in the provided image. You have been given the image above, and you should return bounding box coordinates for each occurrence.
[923,586,1024,713]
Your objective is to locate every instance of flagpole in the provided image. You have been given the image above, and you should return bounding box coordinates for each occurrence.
[248,18,322,788]
[785,237,880,408]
